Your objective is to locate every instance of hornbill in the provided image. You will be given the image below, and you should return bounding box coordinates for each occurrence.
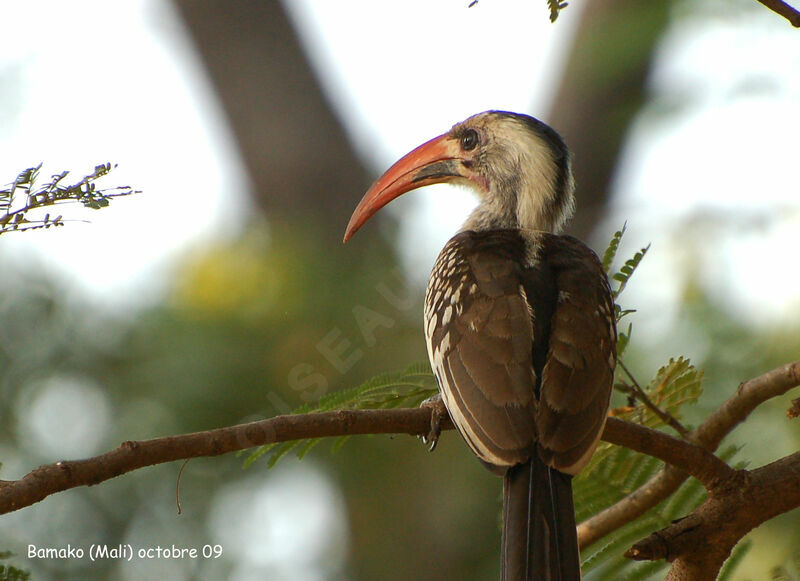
[344,111,616,580]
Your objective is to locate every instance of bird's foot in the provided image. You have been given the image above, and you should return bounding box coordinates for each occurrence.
[420,393,447,452]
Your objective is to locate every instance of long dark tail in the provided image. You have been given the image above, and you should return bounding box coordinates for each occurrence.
[502,457,581,581]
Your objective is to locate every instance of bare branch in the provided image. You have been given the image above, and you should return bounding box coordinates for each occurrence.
[0,409,451,515]
[755,0,800,27]
[602,419,733,489]
[578,359,800,549]
[692,359,800,451]
[627,451,800,580]
[0,403,735,515]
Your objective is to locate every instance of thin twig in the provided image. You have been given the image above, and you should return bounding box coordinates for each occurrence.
[755,0,800,27]
[617,360,691,439]
[176,459,191,515]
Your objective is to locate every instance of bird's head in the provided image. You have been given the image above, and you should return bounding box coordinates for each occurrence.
[343,110,575,242]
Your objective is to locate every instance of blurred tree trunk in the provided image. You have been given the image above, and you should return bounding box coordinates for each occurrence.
[171,0,369,238]
[551,0,672,241]
[166,5,426,581]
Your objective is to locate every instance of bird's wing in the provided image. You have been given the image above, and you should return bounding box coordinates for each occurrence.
[532,234,617,474]
[425,230,540,471]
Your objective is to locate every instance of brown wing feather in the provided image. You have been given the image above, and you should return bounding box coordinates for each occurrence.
[426,231,615,477]
[533,235,616,474]
[425,231,538,471]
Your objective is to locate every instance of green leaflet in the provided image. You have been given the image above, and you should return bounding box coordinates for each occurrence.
[623,357,703,428]
[605,221,651,302]
[547,0,569,22]
[602,225,647,361]
[603,222,650,301]
[602,223,627,273]
[0,551,30,581]
[585,357,703,478]
[612,243,650,300]
[245,361,437,468]
[0,163,137,234]
[603,224,649,331]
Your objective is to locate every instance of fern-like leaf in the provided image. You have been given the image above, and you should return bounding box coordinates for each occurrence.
[577,357,709,576]
[612,243,650,299]
[641,357,703,421]
[0,163,137,234]
[0,551,30,581]
[582,514,668,579]
[617,322,632,359]
[609,357,703,434]
[547,0,569,22]
[602,223,626,273]
[604,222,649,306]
[717,540,752,581]
[588,357,702,484]
[246,362,438,468]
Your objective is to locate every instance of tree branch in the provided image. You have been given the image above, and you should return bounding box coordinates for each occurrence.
[627,451,800,580]
[617,359,690,438]
[602,418,733,489]
[578,464,687,549]
[0,409,451,514]
[622,361,800,579]
[578,359,800,549]
[1,360,798,581]
[693,359,800,451]
[0,406,736,515]
[0,163,136,235]
[755,0,800,27]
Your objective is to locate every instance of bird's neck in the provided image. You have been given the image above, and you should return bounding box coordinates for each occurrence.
[460,180,565,234]
[460,148,573,234]
[461,192,518,232]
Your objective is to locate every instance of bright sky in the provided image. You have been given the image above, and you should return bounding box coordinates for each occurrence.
[2,0,796,328]
[284,0,584,286]
[286,0,800,352]
[612,9,800,337]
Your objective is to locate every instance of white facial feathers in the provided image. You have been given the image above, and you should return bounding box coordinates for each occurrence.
[456,111,575,234]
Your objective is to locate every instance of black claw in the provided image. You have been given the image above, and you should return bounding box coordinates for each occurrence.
[420,393,446,452]
[422,412,442,452]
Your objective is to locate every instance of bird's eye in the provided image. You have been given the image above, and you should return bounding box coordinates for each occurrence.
[460,129,479,151]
